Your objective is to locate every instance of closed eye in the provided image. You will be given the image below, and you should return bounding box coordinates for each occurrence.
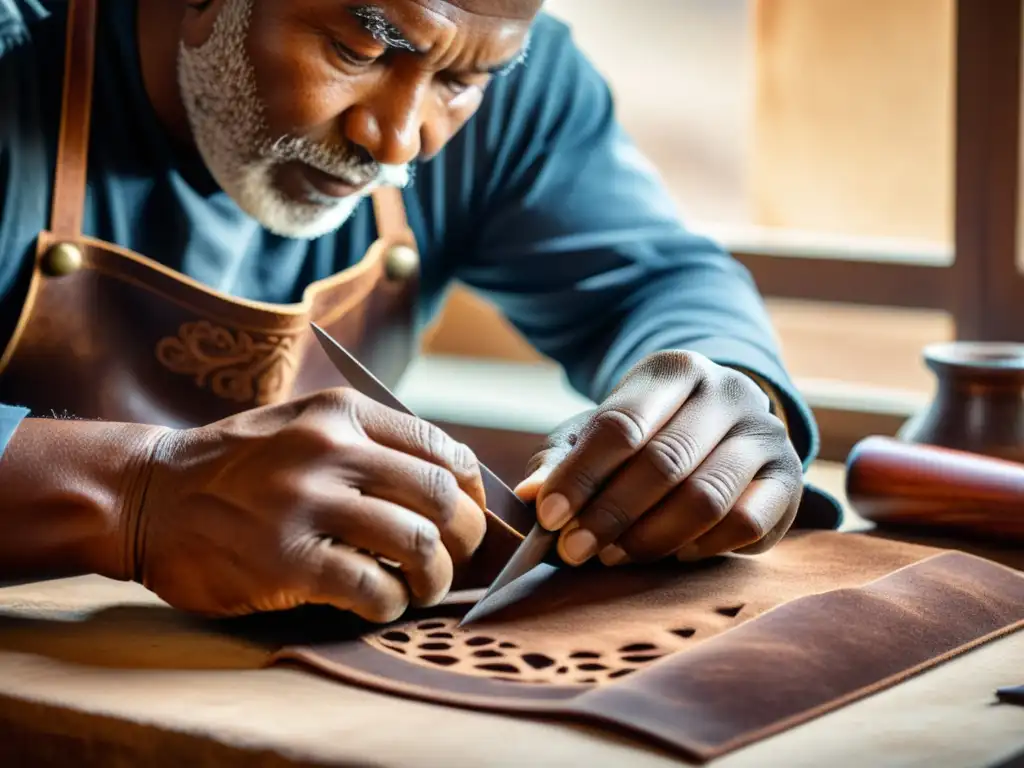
[331,40,378,67]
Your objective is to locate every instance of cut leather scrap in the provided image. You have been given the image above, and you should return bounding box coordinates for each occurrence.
[273,532,1024,763]
[997,685,1024,705]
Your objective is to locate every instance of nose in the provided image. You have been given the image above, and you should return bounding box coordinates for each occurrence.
[343,71,429,167]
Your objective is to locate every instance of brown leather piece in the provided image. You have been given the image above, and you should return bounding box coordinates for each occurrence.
[274,531,1024,763]
[0,234,418,426]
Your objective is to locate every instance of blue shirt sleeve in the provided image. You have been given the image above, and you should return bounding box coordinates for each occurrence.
[0,403,28,458]
[453,18,818,465]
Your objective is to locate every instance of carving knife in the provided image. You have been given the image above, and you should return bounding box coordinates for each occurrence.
[309,323,556,624]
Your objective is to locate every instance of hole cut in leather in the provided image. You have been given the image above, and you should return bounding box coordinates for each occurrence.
[368,616,673,686]
[275,532,1024,763]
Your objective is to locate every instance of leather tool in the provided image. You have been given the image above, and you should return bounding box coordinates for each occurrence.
[310,323,557,624]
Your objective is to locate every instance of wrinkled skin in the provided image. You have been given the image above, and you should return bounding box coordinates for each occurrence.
[515,351,803,568]
[136,389,489,622]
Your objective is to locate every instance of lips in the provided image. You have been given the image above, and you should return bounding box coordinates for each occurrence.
[298,163,372,199]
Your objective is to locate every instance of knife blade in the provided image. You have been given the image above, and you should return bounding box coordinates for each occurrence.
[458,522,556,626]
[310,323,556,620]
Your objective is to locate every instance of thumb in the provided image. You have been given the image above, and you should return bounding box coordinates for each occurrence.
[514,460,555,502]
[514,409,592,502]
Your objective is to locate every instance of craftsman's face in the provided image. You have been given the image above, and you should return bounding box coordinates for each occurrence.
[177,0,539,239]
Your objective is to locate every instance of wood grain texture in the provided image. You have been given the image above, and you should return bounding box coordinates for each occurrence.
[847,436,1024,542]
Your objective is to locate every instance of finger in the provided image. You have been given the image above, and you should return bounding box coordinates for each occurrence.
[306,542,410,623]
[675,473,800,562]
[513,461,555,504]
[514,410,591,502]
[347,393,488,512]
[343,443,487,566]
[537,359,704,530]
[566,391,746,565]
[314,494,453,608]
[609,435,765,564]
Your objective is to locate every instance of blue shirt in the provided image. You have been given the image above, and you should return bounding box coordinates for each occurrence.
[0,1,821,471]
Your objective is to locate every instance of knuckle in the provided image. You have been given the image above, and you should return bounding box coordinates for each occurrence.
[587,498,634,537]
[688,469,737,519]
[449,440,480,479]
[422,466,461,523]
[413,421,478,477]
[570,463,603,497]
[409,522,442,565]
[592,407,648,451]
[277,422,344,457]
[731,509,769,544]
[350,562,384,604]
[642,430,700,484]
[718,370,759,407]
[321,386,364,413]
[415,418,449,457]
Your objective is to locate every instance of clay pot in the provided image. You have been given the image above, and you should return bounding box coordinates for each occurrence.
[899,342,1024,463]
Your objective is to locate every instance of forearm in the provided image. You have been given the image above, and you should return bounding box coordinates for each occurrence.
[0,417,160,583]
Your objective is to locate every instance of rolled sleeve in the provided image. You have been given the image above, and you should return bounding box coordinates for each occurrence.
[0,402,28,458]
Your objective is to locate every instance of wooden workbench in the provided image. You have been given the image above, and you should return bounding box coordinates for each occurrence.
[1,463,1022,767]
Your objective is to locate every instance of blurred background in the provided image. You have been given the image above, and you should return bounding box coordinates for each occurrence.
[397,0,1018,479]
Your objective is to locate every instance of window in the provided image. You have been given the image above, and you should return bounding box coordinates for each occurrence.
[423,0,1024,461]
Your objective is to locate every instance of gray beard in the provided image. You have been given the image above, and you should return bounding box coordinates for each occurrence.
[176,0,410,240]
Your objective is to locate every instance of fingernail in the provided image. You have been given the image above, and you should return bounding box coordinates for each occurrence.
[563,527,598,565]
[675,543,702,563]
[538,492,572,530]
[599,545,631,567]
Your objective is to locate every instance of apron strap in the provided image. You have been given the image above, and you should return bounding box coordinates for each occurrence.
[50,0,97,239]
[371,187,416,250]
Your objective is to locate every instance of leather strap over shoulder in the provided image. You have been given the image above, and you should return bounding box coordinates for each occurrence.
[371,187,416,250]
[50,0,97,239]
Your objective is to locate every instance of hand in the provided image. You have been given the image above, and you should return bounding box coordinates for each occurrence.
[515,351,802,567]
[131,389,488,621]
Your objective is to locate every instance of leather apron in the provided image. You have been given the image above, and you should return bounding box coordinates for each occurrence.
[0,0,421,428]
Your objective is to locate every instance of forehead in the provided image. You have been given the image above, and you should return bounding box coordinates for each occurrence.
[342,0,542,37]
[410,0,543,19]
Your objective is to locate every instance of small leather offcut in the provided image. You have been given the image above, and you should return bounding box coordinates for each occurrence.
[996,685,1024,705]
[273,532,1024,763]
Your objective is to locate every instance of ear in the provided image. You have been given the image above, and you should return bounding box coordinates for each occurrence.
[180,0,230,48]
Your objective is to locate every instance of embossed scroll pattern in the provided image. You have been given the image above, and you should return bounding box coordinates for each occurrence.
[155,320,299,405]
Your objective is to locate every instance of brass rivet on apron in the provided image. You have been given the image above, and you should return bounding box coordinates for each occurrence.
[384,245,419,282]
[43,242,84,277]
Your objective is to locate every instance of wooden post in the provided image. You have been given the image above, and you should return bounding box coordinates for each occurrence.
[951,0,1024,340]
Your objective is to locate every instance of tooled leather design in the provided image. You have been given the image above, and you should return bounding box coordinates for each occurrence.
[364,615,719,686]
[155,320,300,406]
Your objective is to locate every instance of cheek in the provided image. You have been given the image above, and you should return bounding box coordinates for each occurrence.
[246,23,355,138]
[423,90,484,156]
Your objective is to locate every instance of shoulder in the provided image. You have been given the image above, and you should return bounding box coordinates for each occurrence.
[479,13,612,141]
[0,0,67,111]
[0,0,66,272]
[427,13,615,193]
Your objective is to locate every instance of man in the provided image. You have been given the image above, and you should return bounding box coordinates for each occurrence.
[0,0,837,622]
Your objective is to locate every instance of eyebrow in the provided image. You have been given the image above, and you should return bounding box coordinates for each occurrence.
[347,5,530,76]
[349,5,419,53]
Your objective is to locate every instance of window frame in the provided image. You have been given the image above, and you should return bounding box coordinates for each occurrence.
[738,0,1024,459]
